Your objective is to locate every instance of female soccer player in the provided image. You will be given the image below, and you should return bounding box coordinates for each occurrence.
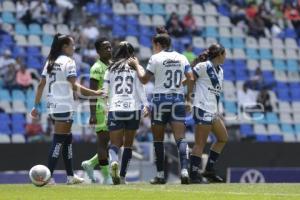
[129,27,194,184]
[31,33,102,184]
[189,43,227,183]
[81,38,113,184]
[103,41,149,185]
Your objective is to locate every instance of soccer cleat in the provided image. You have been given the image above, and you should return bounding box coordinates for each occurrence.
[66,175,84,185]
[180,169,190,184]
[120,177,127,185]
[102,176,113,185]
[202,170,224,183]
[150,176,166,184]
[190,174,209,184]
[81,160,96,183]
[48,178,56,185]
[110,161,120,185]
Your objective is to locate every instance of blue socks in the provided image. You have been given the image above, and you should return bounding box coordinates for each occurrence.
[205,150,220,171]
[48,134,67,175]
[189,155,202,179]
[176,138,189,170]
[120,148,132,178]
[62,134,73,176]
[154,141,164,173]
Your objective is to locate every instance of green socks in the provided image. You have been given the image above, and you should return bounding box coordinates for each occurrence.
[100,165,110,178]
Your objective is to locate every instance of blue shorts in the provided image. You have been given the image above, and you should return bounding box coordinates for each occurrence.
[151,93,185,125]
[49,112,74,123]
[193,107,216,125]
[107,110,141,131]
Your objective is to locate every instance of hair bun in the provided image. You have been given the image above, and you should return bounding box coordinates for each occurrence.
[156,26,168,34]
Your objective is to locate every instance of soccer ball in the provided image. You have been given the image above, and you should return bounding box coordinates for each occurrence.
[29,165,51,187]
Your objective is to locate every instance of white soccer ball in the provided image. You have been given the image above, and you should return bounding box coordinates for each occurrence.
[29,165,51,187]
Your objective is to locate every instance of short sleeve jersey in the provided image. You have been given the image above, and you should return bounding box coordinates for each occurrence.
[146,50,191,94]
[41,55,77,114]
[192,60,224,114]
[103,66,148,112]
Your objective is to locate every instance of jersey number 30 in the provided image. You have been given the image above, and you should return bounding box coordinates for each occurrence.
[164,70,182,88]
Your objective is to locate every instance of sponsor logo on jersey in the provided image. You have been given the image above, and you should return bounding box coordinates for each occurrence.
[162,59,181,67]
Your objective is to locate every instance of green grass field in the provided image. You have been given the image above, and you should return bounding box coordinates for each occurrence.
[1,184,300,200]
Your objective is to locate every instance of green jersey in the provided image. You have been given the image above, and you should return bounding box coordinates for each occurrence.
[90,59,108,132]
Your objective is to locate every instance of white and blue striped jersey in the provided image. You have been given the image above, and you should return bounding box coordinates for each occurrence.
[146,50,191,94]
[41,55,77,114]
[103,66,148,112]
[192,60,223,114]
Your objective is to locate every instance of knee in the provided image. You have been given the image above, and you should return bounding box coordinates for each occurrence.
[217,133,228,144]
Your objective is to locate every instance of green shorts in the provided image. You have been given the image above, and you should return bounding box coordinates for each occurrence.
[95,100,108,133]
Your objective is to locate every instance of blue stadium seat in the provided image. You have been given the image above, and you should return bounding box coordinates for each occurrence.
[0,89,11,101]
[0,113,10,124]
[295,124,300,134]
[204,27,218,37]
[12,46,26,58]
[0,123,11,135]
[1,34,14,46]
[290,83,300,91]
[224,70,235,80]
[234,59,246,69]
[112,25,126,38]
[15,23,29,35]
[266,113,279,124]
[259,49,272,60]
[42,35,54,46]
[126,15,138,26]
[255,135,269,142]
[152,4,165,15]
[139,26,154,37]
[85,2,99,15]
[98,14,113,27]
[28,23,42,35]
[223,59,234,70]
[11,113,25,125]
[281,124,295,134]
[113,15,126,25]
[12,90,25,101]
[276,82,289,91]
[217,4,230,16]
[2,12,16,24]
[246,49,259,59]
[235,69,248,80]
[219,37,232,49]
[277,89,290,101]
[99,3,112,14]
[126,25,139,36]
[273,59,286,71]
[12,124,25,135]
[139,36,152,47]
[139,3,152,15]
[287,60,298,72]
[224,101,237,113]
[269,135,283,142]
[252,112,266,124]
[232,38,245,48]
[291,90,300,101]
[239,124,254,137]
[26,46,41,57]
[26,57,42,70]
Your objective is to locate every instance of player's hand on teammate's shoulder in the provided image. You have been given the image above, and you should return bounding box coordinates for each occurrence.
[143,106,150,118]
[128,57,139,69]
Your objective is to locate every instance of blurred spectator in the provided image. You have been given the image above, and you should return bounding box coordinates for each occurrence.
[16,0,30,24]
[247,13,266,38]
[81,19,100,42]
[16,64,33,90]
[3,62,17,90]
[55,0,74,25]
[257,88,273,112]
[82,42,98,65]
[166,12,186,38]
[284,3,300,36]
[237,82,258,112]
[29,0,49,24]
[0,50,16,78]
[183,10,201,36]
[248,67,263,90]
[183,44,196,63]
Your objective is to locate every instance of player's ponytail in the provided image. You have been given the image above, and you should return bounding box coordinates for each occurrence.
[153,26,171,49]
[191,43,225,67]
[46,33,72,74]
[109,41,135,71]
